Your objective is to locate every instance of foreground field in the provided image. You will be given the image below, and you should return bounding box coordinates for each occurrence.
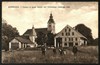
[2,46,98,64]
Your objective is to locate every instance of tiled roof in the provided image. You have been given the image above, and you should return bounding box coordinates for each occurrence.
[15,37,33,44]
[23,28,47,36]
[23,29,32,36]
[56,25,87,39]
[35,28,47,34]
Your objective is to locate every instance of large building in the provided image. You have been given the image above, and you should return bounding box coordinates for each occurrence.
[23,13,55,44]
[9,13,87,50]
[54,25,87,48]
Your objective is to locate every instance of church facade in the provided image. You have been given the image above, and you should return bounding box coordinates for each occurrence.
[23,13,55,46]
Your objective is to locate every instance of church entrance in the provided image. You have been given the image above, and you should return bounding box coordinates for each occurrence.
[56,37,62,48]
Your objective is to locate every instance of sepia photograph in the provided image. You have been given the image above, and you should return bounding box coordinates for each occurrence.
[2,1,98,64]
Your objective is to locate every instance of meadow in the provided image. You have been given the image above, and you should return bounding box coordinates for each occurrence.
[2,46,98,64]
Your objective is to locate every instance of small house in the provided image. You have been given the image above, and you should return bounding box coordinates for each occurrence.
[9,37,37,51]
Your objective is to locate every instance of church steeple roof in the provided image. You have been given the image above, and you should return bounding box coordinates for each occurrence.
[48,13,55,24]
[50,13,53,19]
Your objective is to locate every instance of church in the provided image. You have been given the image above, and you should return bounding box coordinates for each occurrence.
[9,13,87,50]
[23,13,55,46]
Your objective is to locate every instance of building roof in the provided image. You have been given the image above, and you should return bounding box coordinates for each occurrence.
[48,13,55,24]
[23,29,32,36]
[23,28,47,36]
[35,28,47,34]
[56,25,87,39]
[14,37,33,44]
[48,19,55,24]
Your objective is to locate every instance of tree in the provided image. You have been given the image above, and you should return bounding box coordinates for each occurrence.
[2,23,19,39]
[75,24,94,45]
[2,19,19,51]
[93,38,98,45]
[2,36,9,51]
[36,32,46,45]
[47,32,54,47]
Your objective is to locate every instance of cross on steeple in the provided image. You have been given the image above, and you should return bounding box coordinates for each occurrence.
[50,12,53,19]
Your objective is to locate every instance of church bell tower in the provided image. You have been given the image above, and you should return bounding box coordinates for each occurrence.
[47,13,55,34]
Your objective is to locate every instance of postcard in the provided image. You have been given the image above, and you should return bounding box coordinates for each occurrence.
[2,1,98,64]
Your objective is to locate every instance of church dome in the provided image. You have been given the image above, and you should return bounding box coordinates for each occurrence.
[48,18,55,24]
[48,13,55,24]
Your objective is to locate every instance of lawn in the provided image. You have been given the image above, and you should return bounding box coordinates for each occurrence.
[2,46,98,64]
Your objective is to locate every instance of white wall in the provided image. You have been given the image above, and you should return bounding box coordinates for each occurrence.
[54,25,87,47]
[47,23,55,34]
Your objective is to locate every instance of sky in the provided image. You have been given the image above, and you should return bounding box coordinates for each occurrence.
[2,2,98,39]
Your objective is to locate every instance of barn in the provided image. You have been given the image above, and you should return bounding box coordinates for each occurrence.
[9,37,37,51]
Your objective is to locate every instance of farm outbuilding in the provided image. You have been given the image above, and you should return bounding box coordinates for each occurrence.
[9,37,37,51]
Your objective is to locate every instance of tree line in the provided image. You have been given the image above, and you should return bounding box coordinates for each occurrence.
[2,19,98,51]
[2,19,19,51]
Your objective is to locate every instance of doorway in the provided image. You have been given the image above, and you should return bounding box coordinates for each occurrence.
[11,43,19,50]
[56,37,62,48]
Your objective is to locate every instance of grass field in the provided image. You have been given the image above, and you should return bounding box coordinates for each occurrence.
[2,46,98,64]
